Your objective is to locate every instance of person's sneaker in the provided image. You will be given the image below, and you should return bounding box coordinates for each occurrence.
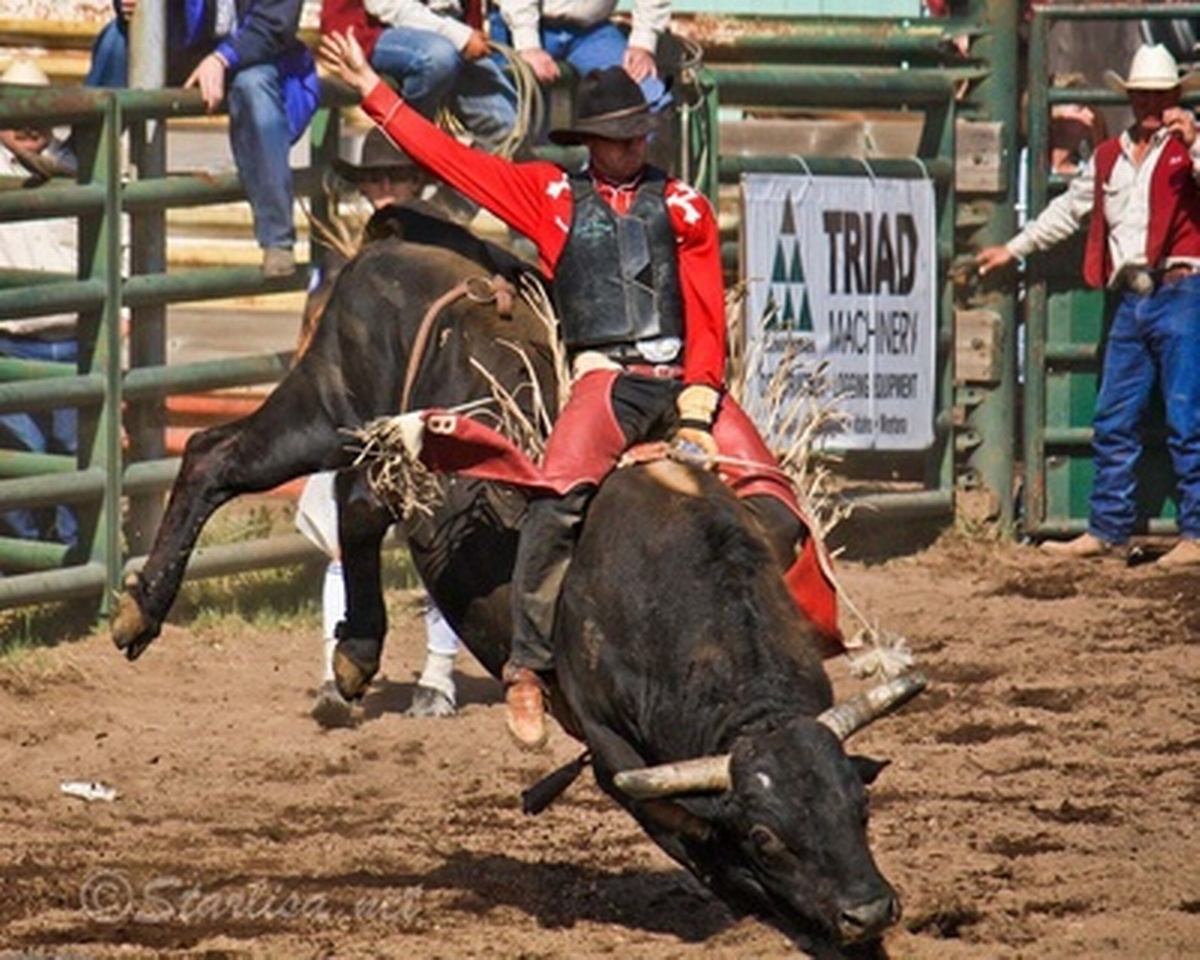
[503,665,548,750]
[405,684,456,718]
[262,247,296,278]
[1040,532,1116,559]
[1156,538,1200,568]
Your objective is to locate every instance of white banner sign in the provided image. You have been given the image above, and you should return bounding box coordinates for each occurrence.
[742,173,937,451]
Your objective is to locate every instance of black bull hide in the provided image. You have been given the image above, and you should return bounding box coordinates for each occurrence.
[111,218,902,946]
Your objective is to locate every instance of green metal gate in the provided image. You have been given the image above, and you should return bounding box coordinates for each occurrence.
[0,2,1039,620]
[0,80,343,613]
[1022,3,1193,538]
[706,1,1022,525]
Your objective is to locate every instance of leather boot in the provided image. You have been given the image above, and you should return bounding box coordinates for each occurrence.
[1041,532,1116,559]
[1157,537,1200,568]
[503,665,548,750]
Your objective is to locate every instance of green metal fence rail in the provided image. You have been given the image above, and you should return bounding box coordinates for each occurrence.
[704,5,1020,522]
[1022,3,1196,538]
[0,5,1040,618]
[0,63,716,620]
[0,80,341,614]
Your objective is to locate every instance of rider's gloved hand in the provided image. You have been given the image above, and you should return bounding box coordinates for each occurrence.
[673,384,721,459]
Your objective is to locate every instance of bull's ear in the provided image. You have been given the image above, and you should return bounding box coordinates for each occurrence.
[849,755,890,785]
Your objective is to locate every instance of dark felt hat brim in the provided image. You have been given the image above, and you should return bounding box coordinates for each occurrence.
[548,110,657,146]
[331,157,418,182]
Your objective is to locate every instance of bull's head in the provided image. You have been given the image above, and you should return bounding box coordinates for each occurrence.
[612,673,925,945]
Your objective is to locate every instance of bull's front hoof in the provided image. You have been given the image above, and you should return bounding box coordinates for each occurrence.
[111,592,161,662]
[310,681,355,729]
[332,637,381,701]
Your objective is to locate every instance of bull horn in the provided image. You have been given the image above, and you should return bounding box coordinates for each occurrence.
[816,671,928,742]
[612,755,732,799]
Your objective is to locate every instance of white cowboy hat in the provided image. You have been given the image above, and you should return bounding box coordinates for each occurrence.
[1104,43,1200,93]
[1,58,50,87]
[1,58,74,165]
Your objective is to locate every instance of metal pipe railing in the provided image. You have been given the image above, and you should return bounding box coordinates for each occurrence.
[0,74,345,613]
[709,10,966,524]
[698,22,966,63]
[0,6,1026,611]
[705,65,964,108]
[1021,2,1186,539]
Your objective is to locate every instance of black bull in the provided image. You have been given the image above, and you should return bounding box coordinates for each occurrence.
[111,217,920,946]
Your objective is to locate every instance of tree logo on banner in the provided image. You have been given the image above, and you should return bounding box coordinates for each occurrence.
[764,193,813,334]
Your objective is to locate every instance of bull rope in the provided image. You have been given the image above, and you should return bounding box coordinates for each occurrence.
[400,273,518,414]
[357,274,567,520]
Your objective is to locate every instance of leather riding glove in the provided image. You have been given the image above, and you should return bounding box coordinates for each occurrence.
[674,383,721,458]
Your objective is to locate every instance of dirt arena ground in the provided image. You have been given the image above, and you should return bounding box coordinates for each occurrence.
[0,529,1197,959]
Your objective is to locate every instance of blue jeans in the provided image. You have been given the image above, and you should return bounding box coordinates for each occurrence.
[0,335,79,547]
[227,62,296,251]
[85,28,295,252]
[488,13,668,108]
[1089,275,1200,543]
[85,19,129,87]
[371,28,517,151]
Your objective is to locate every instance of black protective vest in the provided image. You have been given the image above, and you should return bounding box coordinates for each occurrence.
[552,169,685,351]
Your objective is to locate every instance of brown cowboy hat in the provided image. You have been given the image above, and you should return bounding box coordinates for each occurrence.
[332,128,419,182]
[549,66,656,146]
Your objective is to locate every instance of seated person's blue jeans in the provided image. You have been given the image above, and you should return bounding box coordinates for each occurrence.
[84,19,129,87]
[488,13,668,109]
[0,334,79,546]
[85,25,296,253]
[371,27,518,151]
[227,62,297,252]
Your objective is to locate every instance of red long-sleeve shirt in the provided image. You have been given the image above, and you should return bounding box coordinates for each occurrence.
[360,81,728,389]
[321,0,385,59]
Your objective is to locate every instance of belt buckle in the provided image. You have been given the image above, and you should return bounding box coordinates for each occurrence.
[1125,269,1155,295]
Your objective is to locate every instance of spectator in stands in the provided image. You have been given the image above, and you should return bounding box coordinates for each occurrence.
[84,0,319,278]
[298,129,465,726]
[488,0,669,112]
[0,59,81,549]
[977,44,1200,568]
[321,0,518,155]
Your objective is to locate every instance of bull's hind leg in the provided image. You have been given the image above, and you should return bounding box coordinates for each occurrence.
[113,398,346,661]
[331,470,394,701]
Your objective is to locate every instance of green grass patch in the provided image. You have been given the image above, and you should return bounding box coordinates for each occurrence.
[0,602,99,660]
[170,499,422,633]
[0,496,423,656]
